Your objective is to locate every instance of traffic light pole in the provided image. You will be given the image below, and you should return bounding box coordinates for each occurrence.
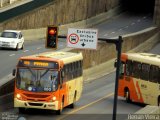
[99,36,123,120]
[58,35,123,120]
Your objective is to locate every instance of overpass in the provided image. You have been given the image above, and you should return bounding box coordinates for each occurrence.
[0,0,160,31]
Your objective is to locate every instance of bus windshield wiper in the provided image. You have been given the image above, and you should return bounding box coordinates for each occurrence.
[40,68,50,79]
[27,66,36,78]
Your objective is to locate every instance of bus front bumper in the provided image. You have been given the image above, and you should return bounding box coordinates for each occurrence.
[14,98,59,110]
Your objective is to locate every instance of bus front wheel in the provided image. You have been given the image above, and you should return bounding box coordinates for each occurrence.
[19,108,25,113]
[56,99,64,115]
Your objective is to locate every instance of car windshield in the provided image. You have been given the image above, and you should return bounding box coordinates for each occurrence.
[16,67,59,92]
[1,32,18,38]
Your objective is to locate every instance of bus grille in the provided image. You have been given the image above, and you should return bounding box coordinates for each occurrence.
[23,93,50,98]
[28,102,43,106]
[27,99,46,102]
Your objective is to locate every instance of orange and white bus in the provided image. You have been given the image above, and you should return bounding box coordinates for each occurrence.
[117,53,160,106]
[13,51,83,114]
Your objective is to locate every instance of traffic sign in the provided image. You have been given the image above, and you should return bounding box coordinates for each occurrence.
[67,28,98,50]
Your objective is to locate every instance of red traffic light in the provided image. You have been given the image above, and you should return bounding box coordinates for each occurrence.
[49,29,56,35]
[46,26,58,49]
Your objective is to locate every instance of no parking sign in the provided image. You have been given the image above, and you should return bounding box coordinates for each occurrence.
[67,28,98,50]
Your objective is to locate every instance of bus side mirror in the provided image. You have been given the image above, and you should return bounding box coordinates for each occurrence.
[12,69,16,76]
[61,71,64,78]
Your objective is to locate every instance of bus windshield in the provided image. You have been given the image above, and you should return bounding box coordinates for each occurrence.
[16,67,59,92]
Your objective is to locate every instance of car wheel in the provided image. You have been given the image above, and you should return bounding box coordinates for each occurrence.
[21,43,24,50]
[15,44,19,51]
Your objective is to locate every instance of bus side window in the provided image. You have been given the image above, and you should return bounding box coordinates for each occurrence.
[149,65,159,83]
[75,61,79,77]
[132,61,141,79]
[79,60,83,76]
[77,60,82,76]
[73,62,77,78]
[140,63,150,81]
[126,60,133,76]
[65,64,69,81]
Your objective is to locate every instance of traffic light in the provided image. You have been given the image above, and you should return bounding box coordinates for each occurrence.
[46,26,58,49]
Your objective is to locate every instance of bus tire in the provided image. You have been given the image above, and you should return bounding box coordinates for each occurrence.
[19,108,25,114]
[56,98,64,115]
[125,89,131,103]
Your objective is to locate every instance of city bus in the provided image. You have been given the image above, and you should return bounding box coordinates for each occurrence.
[12,51,83,114]
[117,53,160,106]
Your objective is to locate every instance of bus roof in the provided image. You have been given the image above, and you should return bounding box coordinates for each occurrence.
[20,51,83,64]
[124,53,160,66]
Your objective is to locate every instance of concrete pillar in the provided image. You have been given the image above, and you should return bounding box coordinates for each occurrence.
[154,0,160,26]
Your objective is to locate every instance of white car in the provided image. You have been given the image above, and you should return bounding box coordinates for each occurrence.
[0,30,24,50]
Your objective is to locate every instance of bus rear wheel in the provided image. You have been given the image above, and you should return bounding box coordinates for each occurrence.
[125,90,131,103]
[68,92,77,108]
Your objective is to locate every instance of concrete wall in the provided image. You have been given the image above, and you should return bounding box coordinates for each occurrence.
[0,0,120,30]
[0,0,160,30]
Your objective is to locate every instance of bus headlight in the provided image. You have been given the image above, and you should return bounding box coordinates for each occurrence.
[50,96,56,102]
[16,94,21,99]
[52,96,56,101]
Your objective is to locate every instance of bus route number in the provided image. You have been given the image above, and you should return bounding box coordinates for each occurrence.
[44,87,51,91]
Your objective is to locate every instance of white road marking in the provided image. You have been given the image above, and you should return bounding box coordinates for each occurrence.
[59,44,64,47]
[118,29,122,31]
[131,22,135,25]
[137,19,141,22]
[9,54,15,56]
[125,26,129,28]
[23,50,29,52]
[111,32,115,34]
[104,33,108,36]
[143,16,147,19]
[37,47,42,50]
